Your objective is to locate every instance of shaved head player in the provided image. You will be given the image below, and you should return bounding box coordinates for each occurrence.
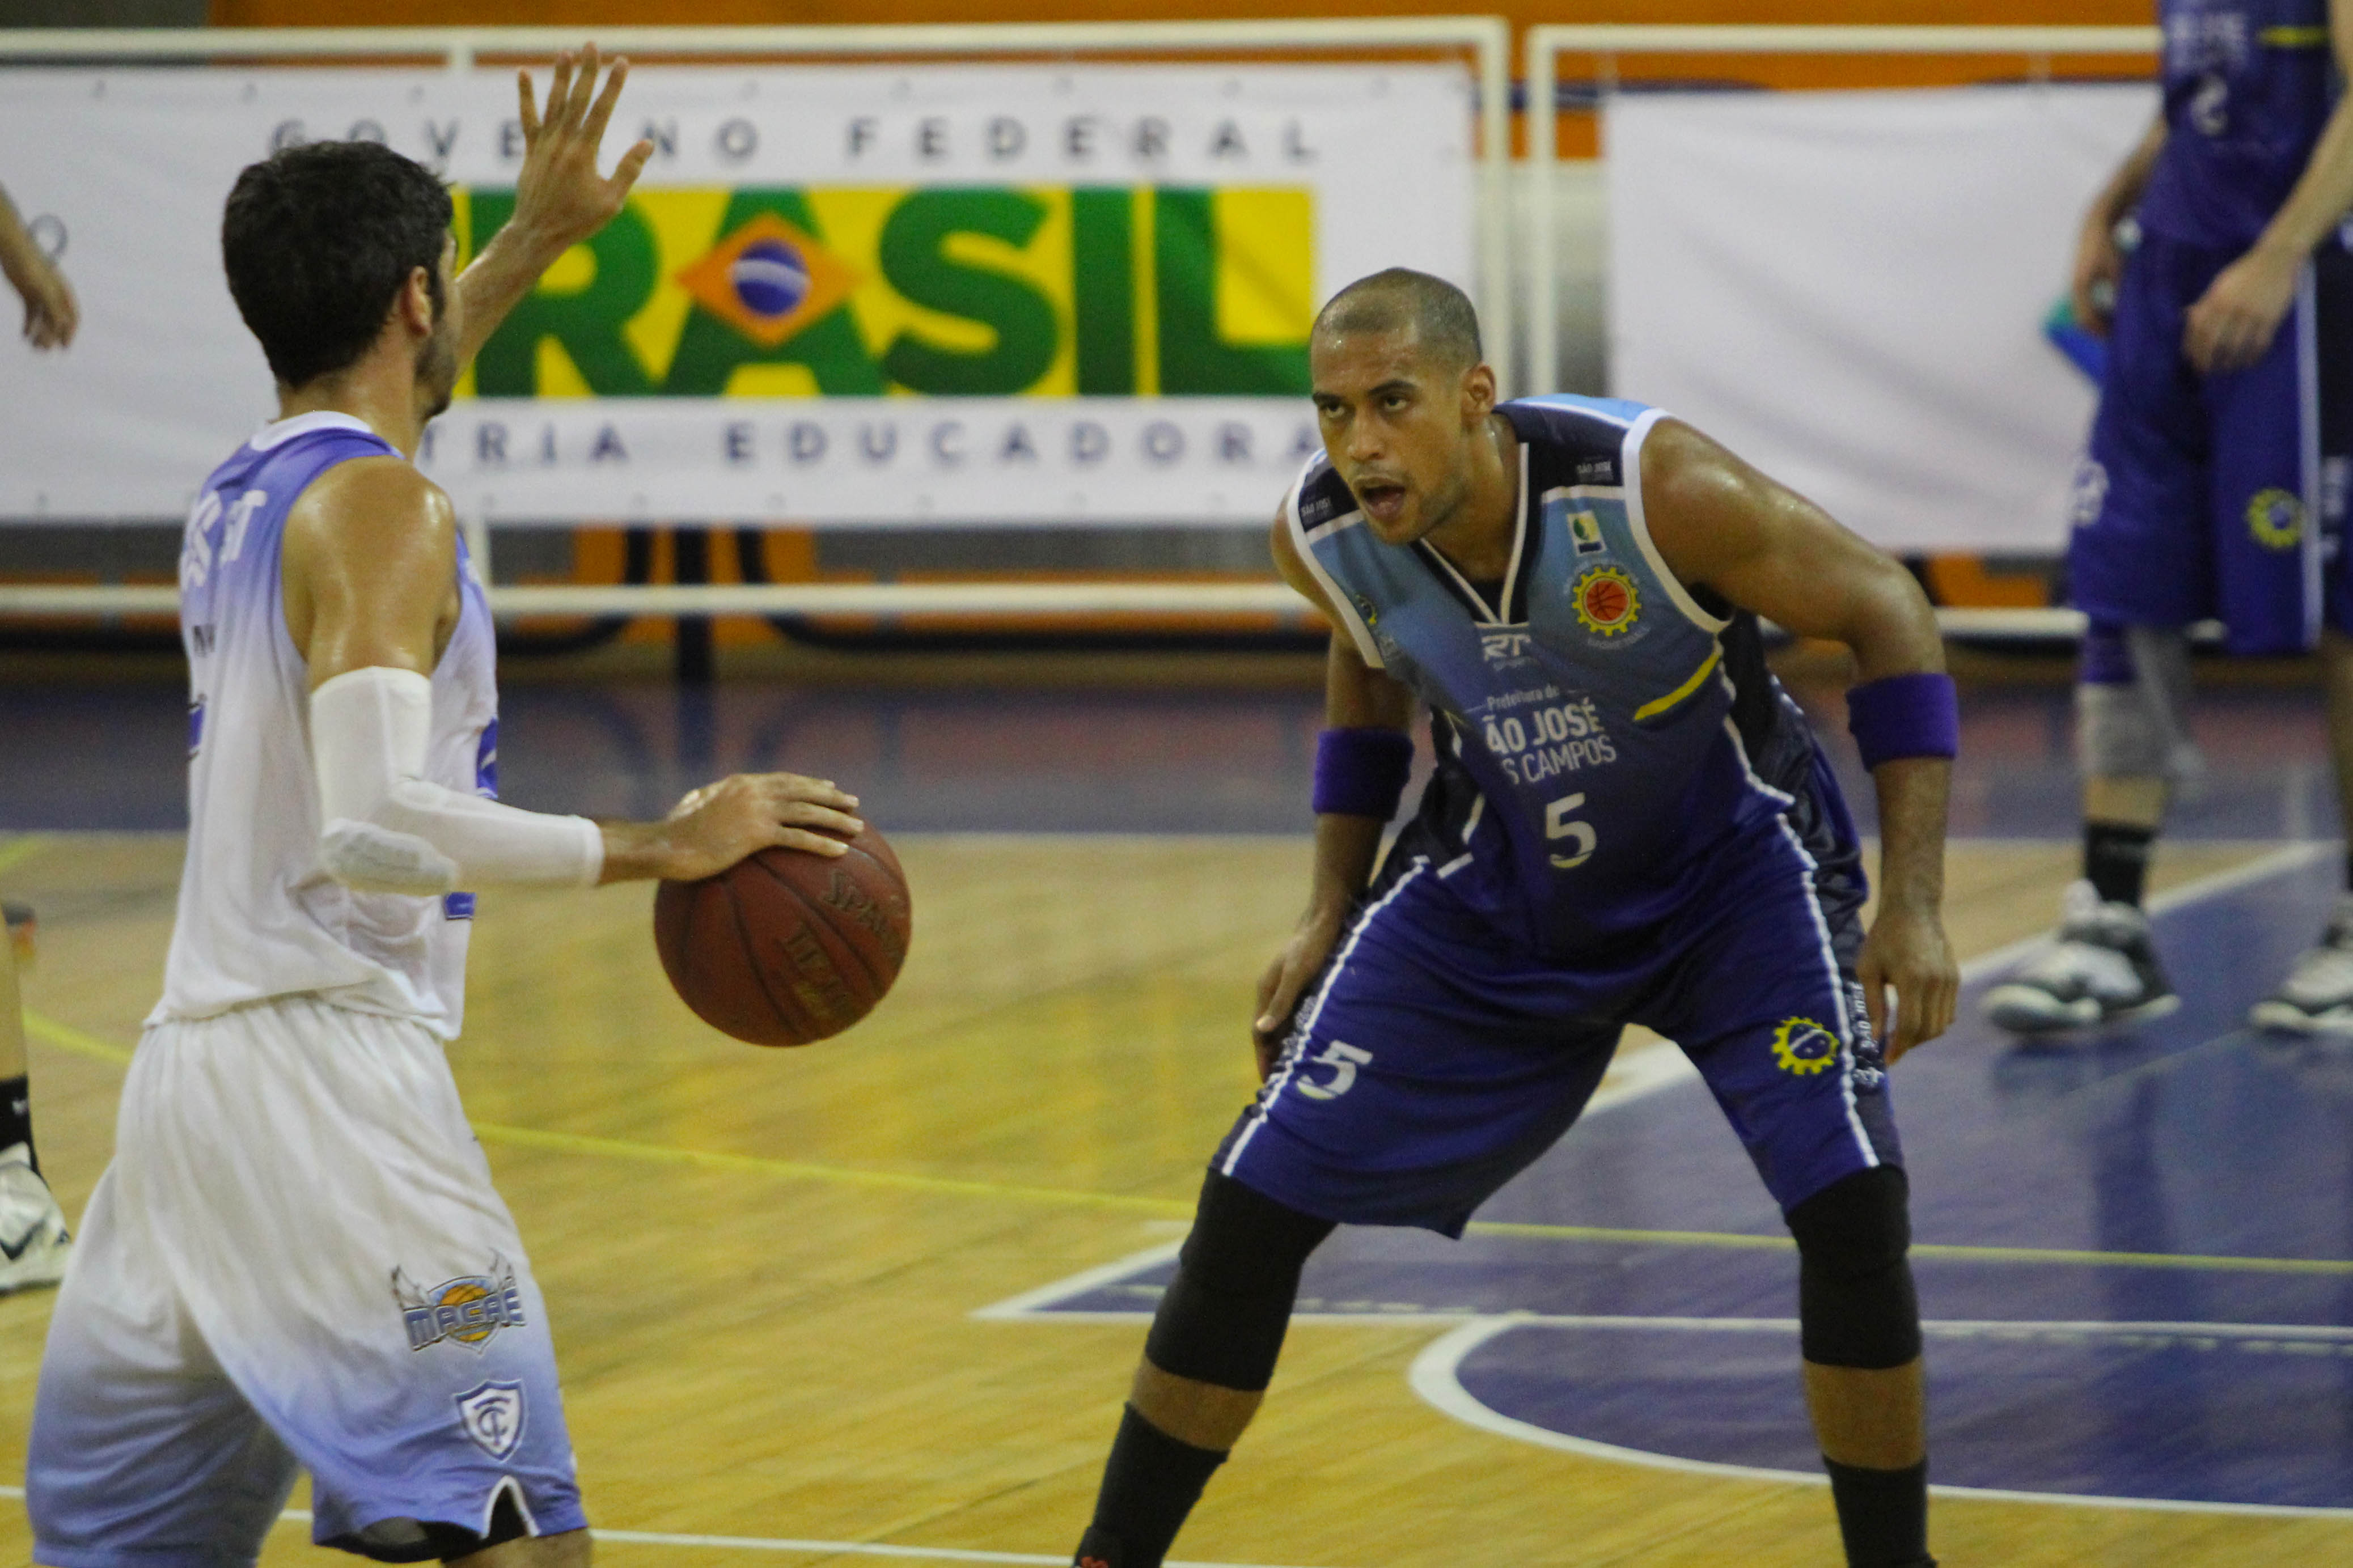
[26,50,862,1566]
[1066,270,1961,1568]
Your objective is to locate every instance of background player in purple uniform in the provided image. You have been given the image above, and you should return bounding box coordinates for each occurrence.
[1065,271,1960,1568]
[1988,0,2353,1033]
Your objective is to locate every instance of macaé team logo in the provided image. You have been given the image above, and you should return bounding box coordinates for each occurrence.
[455,184,1315,401]
[395,1257,528,1354]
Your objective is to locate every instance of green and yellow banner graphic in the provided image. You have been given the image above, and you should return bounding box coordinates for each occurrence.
[0,65,1475,523]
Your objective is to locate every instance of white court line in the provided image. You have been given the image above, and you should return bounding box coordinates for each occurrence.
[0,1485,1332,1567]
[1407,1315,2353,1520]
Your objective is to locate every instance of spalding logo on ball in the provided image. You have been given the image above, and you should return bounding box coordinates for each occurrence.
[653,826,912,1046]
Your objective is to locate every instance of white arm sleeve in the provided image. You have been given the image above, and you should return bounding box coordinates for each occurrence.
[311,666,604,895]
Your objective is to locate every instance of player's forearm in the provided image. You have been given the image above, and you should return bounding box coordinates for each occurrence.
[452,221,568,370]
[1304,812,1388,921]
[2088,115,2169,229]
[0,187,40,285]
[1871,759,1950,917]
[2249,97,2353,265]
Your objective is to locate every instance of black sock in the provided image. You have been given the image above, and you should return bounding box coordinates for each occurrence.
[1073,1405,1228,1568]
[0,1075,35,1173]
[2083,821,2155,907]
[1824,1455,1933,1567]
[2342,848,2352,893]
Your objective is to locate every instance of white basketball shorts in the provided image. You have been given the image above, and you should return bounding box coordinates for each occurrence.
[27,995,583,1566]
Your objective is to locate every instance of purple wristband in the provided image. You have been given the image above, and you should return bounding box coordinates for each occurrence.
[1846,672,1959,770]
[1313,727,1416,819]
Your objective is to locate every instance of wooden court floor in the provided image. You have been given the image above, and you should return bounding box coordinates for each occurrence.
[0,830,2343,1567]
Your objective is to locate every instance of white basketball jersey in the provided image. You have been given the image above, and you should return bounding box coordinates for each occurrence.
[154,412,500,1040]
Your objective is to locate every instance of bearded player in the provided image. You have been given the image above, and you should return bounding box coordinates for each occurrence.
[27,50,863,1566]
[1067,270,1959,1568]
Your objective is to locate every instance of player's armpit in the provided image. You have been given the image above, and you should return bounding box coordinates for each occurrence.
[282,457,462,684]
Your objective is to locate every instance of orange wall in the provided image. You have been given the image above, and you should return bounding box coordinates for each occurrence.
[213,0,2151,33]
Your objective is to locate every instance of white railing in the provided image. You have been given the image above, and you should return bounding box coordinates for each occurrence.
[0,579,2076,641]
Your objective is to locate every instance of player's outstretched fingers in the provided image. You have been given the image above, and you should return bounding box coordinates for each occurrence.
[583,53,629,146]
[517,67,543,144]
[564,44,602,132]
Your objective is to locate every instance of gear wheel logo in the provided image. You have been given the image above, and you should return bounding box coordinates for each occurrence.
[1571,565,1640,637]
[1771,1017,1841,1075]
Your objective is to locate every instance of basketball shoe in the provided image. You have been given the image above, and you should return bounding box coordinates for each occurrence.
[2250,895,2353,1035]
[0,1143,70,1293]
[1982,880,2178,1033]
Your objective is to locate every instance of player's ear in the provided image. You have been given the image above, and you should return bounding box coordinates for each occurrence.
[1461,359,1496,426]
[393,265,435,337]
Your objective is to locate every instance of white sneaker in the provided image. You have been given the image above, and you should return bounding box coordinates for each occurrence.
[2251,896,2353,1035]
[1983,881,2181,1035]
[0,1143,70,1294]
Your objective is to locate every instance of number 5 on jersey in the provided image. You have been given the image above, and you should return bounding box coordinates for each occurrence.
[1296,1040,1373,1100]
[1546,793,1597,869]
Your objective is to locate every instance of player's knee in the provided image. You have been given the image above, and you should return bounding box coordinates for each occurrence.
[2077,623,2192,779]
[1787,1166,1920,1371]
[1144,1172,1334,1392]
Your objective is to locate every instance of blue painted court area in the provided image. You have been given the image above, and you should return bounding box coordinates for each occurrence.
[991,847,2353,1514]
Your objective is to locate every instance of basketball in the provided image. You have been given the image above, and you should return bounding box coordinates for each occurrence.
[651,827,912,1046]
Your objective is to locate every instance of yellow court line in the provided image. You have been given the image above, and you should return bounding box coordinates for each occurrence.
[469,1121,1190,1217]
[21,1009,133,1066]
[26,1008,2353,1277]
[0,835,52,881]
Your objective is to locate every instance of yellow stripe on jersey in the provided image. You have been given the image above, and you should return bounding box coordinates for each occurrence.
[1633,643,1724,723]
[2258,24,2331,48]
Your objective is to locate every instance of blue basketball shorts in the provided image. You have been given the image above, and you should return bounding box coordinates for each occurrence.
[2068,226,2353,655]
[1214,809,1903,1237]
[28,998,584,1567]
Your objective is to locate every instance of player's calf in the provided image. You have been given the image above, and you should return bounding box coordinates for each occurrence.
[1788,1167,1936,1568]
[1073,1172,1332,1568]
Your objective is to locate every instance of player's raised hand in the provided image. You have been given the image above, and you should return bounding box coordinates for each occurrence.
[1856,903,1958,1064]
[1251,908,1347,1080]
[604,772,862,884]
[2185,244,2301,375]
[509,45,656,255]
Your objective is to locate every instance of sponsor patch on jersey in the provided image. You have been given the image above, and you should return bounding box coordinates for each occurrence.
[396,1256,528,1354]
[2069,457,2110,528]
[1771,1017,1842,1076]
[1574,457,1617,485]
[1568,509,1606,555]
[454,1379,528,1461]
[1300,483,1341,528]
[1570,565,1640,637]
[1352,592,1380,630]
[1480,629,1536,666]
[2248,487,2303,550]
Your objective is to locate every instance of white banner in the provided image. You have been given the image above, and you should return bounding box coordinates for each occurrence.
[0,64,1474,524]
[1606,85,2159,553]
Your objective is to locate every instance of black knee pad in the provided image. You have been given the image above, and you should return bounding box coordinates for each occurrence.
[1787,1166,1922,1371]
[1144,1171,1335,1392]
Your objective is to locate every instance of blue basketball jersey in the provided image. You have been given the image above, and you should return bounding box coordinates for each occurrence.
[2138,0,2339,251]
[1290,395,1838,956]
